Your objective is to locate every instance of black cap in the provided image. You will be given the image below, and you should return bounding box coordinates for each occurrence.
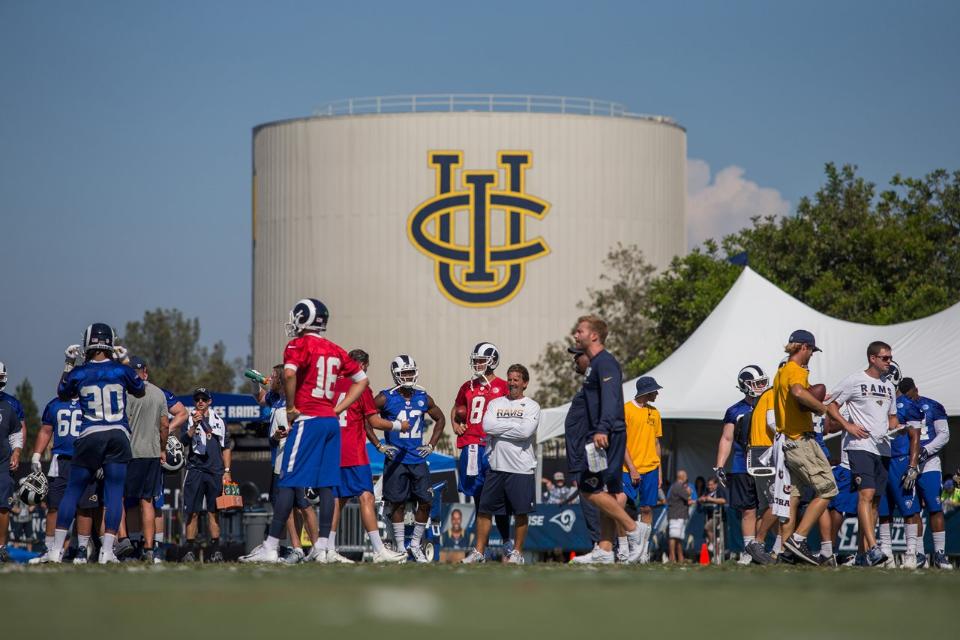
[898,377,916,395]
[193,387,212,401]
[128,356,146,371]
[788,329,821,352]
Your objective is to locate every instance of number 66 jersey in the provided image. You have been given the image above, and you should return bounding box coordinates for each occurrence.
[284,333,363,418]
[58,360,144,436]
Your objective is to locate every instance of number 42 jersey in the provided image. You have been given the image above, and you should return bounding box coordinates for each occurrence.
[57,360,144,436]
[453,376,507,448]
[284,333,365,419]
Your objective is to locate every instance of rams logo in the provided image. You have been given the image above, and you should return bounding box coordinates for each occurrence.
[408,151,551,307]
[549,509,577,533]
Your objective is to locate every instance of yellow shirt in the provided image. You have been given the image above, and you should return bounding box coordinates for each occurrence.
[623,401,662,473]
[773,360,811,440]
[750,388,776,447]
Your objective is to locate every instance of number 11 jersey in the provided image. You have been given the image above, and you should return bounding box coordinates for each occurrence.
[284,333,363,419]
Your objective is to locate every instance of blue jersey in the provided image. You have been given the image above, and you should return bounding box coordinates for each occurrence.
[892,395,924,457]
[41,397,83,456]
[0,391,25,422]
[917,396,947,449]
[58,359,144,436]
[0,399,18,466]
[380,388,429,465]
[161,388,178,411]
[723,399,753,474]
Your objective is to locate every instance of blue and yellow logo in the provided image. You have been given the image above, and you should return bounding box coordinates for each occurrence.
[408,151,550,307]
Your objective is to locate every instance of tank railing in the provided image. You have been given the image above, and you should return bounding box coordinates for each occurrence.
[311,94,678,125]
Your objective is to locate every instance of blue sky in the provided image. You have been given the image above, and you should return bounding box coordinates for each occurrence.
[1,0,958,396]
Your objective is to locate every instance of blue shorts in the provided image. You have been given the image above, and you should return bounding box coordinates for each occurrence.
[621,468,659,507]
[829,466,858,514]
[73,430,132,470]
[457,445,489,497]
[879,455,920,517]
[278,417,341,489]
[579,431,625,495]
[0,470,13,510]
[916,470,943,513]
[125,458,161,503]
[48,459,102,511]
[478,470,536,516]
[337,465,374,498]
[383,460,431,504]
[848,450,886,493]
[182,470,222,516]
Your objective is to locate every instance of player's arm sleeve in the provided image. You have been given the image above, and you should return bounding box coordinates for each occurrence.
[8,429,23,450]
[57,371,77,401]
[126,367,146,397]
[595,359,622,435]
[283,340,303,371]
[925,414,950,456]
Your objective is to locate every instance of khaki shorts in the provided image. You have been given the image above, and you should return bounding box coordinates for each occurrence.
[783,436,838,499]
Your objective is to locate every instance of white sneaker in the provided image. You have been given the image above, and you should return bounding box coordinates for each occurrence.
[882,551,897,569]
[507,550,525,565]
[29,552,52,564]
[901,553,918,569]
[615,548,628,563]
[98,550,119,564]
[373,548,407,563]
[570,546,615,564]
[738,552,753,566]
[282,547,305,565]
[305,545,328,563]
[326,549,355,564]
[461,548,485,564]
[239,544,279,563]
[639,550,651,564]
[625,528,644,563]
[408,545,430,563]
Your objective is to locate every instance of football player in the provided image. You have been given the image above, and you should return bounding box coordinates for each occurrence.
[743,380,778,564]
[328,349,406,563]
[715,365,768,565]
[28,395,101,563]
[450,343,512,548]
[377,355,446,562]
[0,394,23,563]
[911,388,952,569]
[241,298,368,563]
[48,324,146,563]
[0,362,27,472]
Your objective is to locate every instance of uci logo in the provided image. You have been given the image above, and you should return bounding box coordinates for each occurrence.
[408,151,551,307]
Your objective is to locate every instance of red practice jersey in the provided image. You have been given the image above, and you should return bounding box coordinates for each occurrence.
[334,377,377,467]
[453,376,507,448]
[283,334,363,419]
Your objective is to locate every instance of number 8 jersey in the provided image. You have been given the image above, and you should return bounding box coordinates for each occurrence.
[284,333,363,418]
[453,376,507,448]
[381,387,429,465]
[57,360,145,436]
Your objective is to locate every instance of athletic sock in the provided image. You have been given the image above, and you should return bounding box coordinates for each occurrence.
[905,524,918,556]
[933,531,945,553]
[45,535,55,551]
[53,529,69,555]
[743,535,755,547]
[368,530,385,553]
[262,536,279,551]
[879,522,893,556]
[617,536,628,553]
[410,521,427,548]
[773,535,782,554]
[820,541,833,557]
[78,534,90,549]
[103,533,117,557]
[327,531,337,550]
[392,523,406,551]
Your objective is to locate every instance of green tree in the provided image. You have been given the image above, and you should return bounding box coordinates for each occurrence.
[121,308,240,394]
[14,378,41,451]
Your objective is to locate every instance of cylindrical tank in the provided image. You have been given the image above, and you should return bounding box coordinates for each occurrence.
[252,95,685,410]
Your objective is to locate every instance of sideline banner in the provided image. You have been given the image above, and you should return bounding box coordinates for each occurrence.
[437,503,593,551]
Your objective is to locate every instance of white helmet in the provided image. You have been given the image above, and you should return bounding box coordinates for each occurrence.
[285,298,329,338]
[161,436,185,472]
[886,360,902,386]
[0,361,7,390]
[304,487,321,505]
[737,365,769,398]
[390,355,419,389]
[470,342,500,376]
[18,471,49,506]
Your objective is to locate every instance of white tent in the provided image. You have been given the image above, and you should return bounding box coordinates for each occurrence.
[538,266,960,444]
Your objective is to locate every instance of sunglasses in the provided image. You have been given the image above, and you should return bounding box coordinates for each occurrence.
[873,355,892,362]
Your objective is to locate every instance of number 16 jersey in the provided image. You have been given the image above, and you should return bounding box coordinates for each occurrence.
[284,333,364,419]
[453,376,507,448]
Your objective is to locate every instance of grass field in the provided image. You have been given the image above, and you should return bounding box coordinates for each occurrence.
[3,562,957,638]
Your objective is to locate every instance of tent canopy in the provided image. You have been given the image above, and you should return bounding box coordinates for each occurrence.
[538,267,960,442]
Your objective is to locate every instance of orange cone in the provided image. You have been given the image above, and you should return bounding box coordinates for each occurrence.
[699,542,710,565]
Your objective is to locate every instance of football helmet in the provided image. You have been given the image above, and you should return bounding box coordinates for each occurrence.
[161,436,185,472]
[737,365,769,397]
[0,361,6,390]
[285,298,329,337]
[82,323,116,355]
[304,487,321,505]
[18,471,48,506]
[885,360,902,386]
[470,342,500,375]
[390,355,419,389]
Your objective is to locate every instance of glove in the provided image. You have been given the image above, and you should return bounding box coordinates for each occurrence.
[113,345,128,362]
[31,453,42,474]
[380,444,400,460]
[95,468,104,481]
[416,443,434,458]
[918,448,930,466]
[903,465,919,492]
[713,467,727,488]
[64,344,82,362]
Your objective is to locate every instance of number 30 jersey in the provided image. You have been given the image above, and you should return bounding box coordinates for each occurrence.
[453,376,507,448]
[57,360,145,437]
[284,333,364,419]
[41,397,83,456]
[381,387,429,465]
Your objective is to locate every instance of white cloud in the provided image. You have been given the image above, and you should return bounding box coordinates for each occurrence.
[686,158,791,249]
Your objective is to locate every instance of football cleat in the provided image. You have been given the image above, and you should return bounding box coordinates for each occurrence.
[882,552,897,569]
[389,355,419,389]
[98,549,119,564]
[461,548,486,564]
[470,342,500,375]
[0,546,9,563]
[239,544,278,563]
[283,547,305,564]
[865,545,888,567]
[326,549,355,564]
[916,552,927,569]
[737,552,753,565]
[285,298,329,337]
[305,545,329,563]
[181,551,197,563]
[615,548,628,564]
[28,551,53,565]
[208,550,224,563]
[114,538,135,560]
[82,323,117,355]
[71,546,87,564]
[934,550,953,570]
[506,550,525,565]
[737,365,769,397]
[408,546,430,563]
[901,552,917,569]
[569,546,615,564]
[372,548,407,564]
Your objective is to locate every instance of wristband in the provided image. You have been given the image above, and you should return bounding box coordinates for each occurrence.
[392,420,401,431]
[32,452,41,464]
[224,467,231,473]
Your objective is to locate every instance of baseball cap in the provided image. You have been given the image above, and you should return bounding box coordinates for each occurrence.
[193,387,212,401]
[553,471,565,482]
[128,356,147,371]
[788,329,821,352]
[635,376,662,397]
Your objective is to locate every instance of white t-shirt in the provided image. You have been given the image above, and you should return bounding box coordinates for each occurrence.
[830,371,896,456]
[481,395,540,474]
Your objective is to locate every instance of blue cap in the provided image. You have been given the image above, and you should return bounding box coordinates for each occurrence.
[788,329,821,352]
[128,356,146,370]
[635,376,662,397]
